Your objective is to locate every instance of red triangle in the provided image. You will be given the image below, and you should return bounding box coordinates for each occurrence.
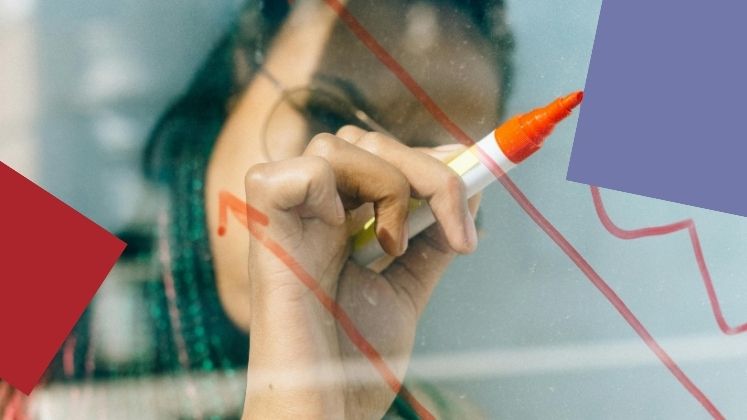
[0,162,126,394]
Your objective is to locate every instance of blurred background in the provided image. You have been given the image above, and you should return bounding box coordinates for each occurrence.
[2,0,746,418]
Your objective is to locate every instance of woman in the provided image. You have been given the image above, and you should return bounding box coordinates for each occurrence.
[5,0,513,418]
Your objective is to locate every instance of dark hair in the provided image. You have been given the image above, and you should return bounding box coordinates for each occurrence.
[142,0,513,374]
[138,1,292,375]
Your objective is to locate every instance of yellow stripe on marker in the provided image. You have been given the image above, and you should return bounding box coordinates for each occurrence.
[352,146,480,251]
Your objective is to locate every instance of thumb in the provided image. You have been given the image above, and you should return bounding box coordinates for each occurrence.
[383,193,481,317]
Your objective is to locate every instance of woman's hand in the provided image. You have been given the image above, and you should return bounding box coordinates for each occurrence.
[242,126,480,419]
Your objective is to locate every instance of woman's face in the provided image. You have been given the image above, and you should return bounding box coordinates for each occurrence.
[206,0,504,331]
[315,1,502,146]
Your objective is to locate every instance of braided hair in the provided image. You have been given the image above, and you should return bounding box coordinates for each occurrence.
[142,0,513,388]
[28,2,514,419]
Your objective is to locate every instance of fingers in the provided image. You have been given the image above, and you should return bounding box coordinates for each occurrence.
[244,156,346,231]
[304,134,411,256]
[246,125,478,264]
[335,124,367,143]
[383,192,482,317]
[336,127,477,254]
[416,143,468,162]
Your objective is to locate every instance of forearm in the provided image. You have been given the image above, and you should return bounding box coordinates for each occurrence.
[242,292,344,419]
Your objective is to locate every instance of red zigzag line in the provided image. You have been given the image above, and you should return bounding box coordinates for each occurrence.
[321,0,726,418]
[591,186,747,335]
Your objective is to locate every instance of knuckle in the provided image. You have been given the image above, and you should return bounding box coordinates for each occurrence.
[299,157,335,206]
[336,124,363,139]
[442,171,466,197]
[293,157,334,200]
[301,156,333,182]
[391,175,411,201]
[358,132,391,155]
[244,163,271,189]
[306,133,341,157]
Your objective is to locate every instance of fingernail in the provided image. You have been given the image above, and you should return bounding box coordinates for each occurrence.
[400,224,409,254]
[335,195,345,220]
[464,211,478,252]
[434,143,465,152]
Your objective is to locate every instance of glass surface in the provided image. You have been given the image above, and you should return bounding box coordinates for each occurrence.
[2,0,745,418]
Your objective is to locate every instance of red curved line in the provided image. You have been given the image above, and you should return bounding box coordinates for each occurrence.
[322,0,725,417]
[591,186,747,336]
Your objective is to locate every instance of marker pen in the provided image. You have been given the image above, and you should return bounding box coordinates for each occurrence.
[351,91,584,266]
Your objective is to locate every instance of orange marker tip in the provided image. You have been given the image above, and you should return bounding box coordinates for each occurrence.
[493,89,585,163]
[217,226,226,236]
[562,90,584,110]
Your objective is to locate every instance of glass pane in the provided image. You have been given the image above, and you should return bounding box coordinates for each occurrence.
[2,0,744,419]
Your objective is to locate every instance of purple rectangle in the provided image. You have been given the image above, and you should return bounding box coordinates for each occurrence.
[568,0,747,217]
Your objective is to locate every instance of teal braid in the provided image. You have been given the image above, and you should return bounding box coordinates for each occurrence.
[44,2,511,419]
[143,0,290,375]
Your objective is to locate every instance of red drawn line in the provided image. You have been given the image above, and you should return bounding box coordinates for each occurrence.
[217,191,268,236]
[591,186,747,335]
[218,192,435,420]
[323,0,473,147]
[474,149,724,419]
[321,1,725,417]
